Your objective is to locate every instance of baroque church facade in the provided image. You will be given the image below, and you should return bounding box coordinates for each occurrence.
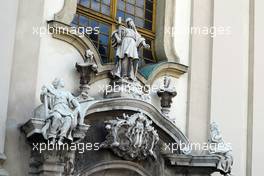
[0,0,262,176]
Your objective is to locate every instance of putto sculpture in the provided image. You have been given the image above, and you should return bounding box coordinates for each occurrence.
[209,122,233,176]
[101,113,159,160]
[111,18,150,81]
[41,78,84,145]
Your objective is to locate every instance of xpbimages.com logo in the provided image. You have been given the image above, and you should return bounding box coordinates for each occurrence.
[32,24,100,37]
[32,141,100,154]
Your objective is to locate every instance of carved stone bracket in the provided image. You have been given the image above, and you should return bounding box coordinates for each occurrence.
[104,79,151,102]
[21,79,90,176]
[100,113,159,160]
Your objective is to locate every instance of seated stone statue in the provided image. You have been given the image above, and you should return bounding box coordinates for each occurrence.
[41,78,83,145]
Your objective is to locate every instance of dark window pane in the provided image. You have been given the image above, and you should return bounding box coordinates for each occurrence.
[144,20,152,30]
[126,3,135,14]
[72,14,79,25]
[99,45,107,55]
[99,23,109,34]
[90,19,99,28]
[80,0,89,6]
[79,15,88,26]
[135,17,144,28]
[143,49,153,60]
[90,33,98,41]
[117,0,125,10]
[102,4,110,15]
[99,34,109,45]
[91,0,100,11]
[145,0,153,11]
[135,7,144,18]
[117,10,125,20]
[145,10,152,21]
[101,55,108,64]
[125,14,135,21]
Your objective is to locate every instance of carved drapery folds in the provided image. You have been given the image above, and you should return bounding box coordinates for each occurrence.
[101,113,159,160]
[22,79,90,176]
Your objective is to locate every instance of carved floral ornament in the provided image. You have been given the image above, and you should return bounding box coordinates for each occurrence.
[101,113,159,160]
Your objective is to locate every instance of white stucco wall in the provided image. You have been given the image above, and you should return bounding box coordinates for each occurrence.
[210,0,249,175]
[35,0,82,105]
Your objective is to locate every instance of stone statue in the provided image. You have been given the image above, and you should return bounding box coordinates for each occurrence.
[41,78,84,145]
[209,122,233,176]
[101,113,159,160]
[111,18,150,81]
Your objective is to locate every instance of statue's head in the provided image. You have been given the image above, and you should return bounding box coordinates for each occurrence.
[125,18,135,29]
[210,122,219,132]
[52,78,65,89]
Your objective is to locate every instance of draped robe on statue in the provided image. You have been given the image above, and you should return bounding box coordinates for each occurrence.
[111,25,146,80]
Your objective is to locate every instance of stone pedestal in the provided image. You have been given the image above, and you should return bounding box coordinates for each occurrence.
[22,118,89,176]
[76,61,97,101]
[157,77,177,118]
[104,79,150,102]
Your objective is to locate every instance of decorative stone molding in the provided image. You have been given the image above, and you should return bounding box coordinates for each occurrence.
[54,0,77,25]
[84,98,190,146]
[157,76,177,117]
[164,154,224,175]
[47,22,188,86]
[138,62,188,85]
[101,113,159,160]
[208,122,233,176]
[78,160,152,176]
[104,79,150,102]
[155,0,180,62]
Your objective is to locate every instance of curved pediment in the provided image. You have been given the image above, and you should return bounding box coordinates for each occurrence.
[81,98,189,146]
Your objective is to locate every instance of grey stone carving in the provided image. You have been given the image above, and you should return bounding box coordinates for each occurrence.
[76,49,98,101]
[209,122,233,176]
[104,78,150,101]
[111,18,150,81]
[157,76,177,117]
[105,18,151,101]
[101,113,159,160]
[41,78,85,145]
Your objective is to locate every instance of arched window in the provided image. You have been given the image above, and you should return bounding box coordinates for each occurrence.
[72,0,156,64]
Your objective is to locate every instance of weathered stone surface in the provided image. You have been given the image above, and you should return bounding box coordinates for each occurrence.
[101,113,159,160]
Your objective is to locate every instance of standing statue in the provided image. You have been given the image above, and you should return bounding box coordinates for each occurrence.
[41,78,84,145]
[111,18,150,81]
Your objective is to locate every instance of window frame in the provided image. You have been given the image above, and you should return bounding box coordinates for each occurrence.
[76,0,157,63]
